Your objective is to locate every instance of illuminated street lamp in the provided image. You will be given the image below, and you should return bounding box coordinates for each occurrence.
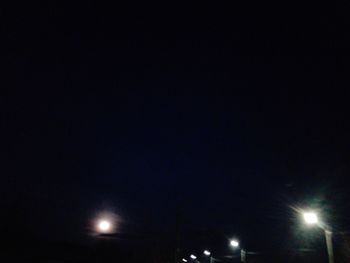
[203,250,212,263]
[303,211,319,225]
[230,239,247,262]
[182,259,188,262]
[190,254,197,260]
[230,239,239,248]
[302,210,334,263]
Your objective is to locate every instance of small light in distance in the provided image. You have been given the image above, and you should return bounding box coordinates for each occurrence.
[203,250,211,256]
[303,211,318,225]
[182,259,188,262]
[230,239,239,247]
[97,219,111,233]
[190,254,197,260]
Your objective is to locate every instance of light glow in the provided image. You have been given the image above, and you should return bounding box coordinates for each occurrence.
[97,219,112,233]
[230,239,239,247]
[190,255,197,260]
[303,211,319,225]
[204,250,211,256]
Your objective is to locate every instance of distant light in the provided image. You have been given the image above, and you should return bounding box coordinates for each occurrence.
[204,250,211,256]
[230,239,239,247]
[182,259,188,262]
[98,220,111,233]
[190,254,197,260]
[303,212,318,225]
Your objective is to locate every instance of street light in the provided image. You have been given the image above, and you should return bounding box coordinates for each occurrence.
[302,210,334,263]
[203,250,212,263]
[230,239,246,262]
[182,259,188,262]
[303,211,319,225]
[190,255,197,260]
[230,239,239,248]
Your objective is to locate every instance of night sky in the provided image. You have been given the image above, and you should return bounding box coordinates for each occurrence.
[2,0,350,253]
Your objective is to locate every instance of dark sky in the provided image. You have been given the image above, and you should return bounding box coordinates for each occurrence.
[2,0,350,252]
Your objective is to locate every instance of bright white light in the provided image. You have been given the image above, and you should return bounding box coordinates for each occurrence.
[230,239,239,247]
[182,259,188,262]
[98,220,111,232]
[190,255,197,260]
[203,250,211,256]
[303,212,318,225]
